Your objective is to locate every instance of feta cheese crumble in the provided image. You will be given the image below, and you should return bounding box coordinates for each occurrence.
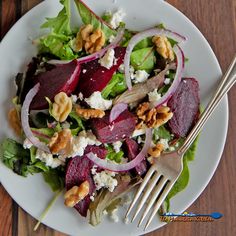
[71,94,78,103]
[99,48,115,69]
[164,78,171,85]
[85,91,112,110]
[23,138,33,149]
[113,141,122,153]
[35,149,64,168]
[110,208,119,222]
[132,70,149,83]
[148,89,162,104]
[91,166,118,192]
[109,9,126,29]
[159,138,169,150]
[67,130,101,158]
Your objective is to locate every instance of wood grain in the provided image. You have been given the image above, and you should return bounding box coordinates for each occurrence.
[0,0,235,236]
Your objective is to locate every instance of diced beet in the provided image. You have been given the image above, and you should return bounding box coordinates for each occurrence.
[167,78,200,137]
[90,110,136,143]
[124,138,147,176]
[29,60,81,110]
[77,47,126,98]
[65,145,107,217]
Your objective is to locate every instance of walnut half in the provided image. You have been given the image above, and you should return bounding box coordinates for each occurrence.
[136,102,173,129]
[73,24,105,54]
[48,129,72,154]
[76,106,105,120]
[51,92,72,122]
[64,181,90,207]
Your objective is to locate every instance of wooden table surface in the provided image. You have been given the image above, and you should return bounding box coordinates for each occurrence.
[0,0,235,235]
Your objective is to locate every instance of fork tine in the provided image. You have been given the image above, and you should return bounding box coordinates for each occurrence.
[144,180,175,230]
[125,165,156,219]
[131,172,161,222]
[138,177,168,227]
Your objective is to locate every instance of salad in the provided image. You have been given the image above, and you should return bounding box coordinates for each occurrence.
[1,0,200,226]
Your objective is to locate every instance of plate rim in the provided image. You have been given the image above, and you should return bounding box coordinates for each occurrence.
[0,0,229,235]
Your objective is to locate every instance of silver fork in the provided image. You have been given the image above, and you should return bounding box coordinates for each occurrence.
[125,54,236,230]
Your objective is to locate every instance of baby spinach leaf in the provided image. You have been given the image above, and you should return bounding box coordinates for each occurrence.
[153,126,172,141]
[130,47,155,71]
[74,0,116,39]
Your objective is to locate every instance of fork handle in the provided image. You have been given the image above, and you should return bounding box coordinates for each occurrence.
[178,54,236,155]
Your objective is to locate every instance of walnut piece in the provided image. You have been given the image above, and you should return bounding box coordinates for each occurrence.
[64,181,90,207]
[152,35,174,61]
[148,143,165,158]
[136,102,173,129]
[51,92,72,122]
[49,129,72,154]
[73,24,105,54]
[8,108,21,136]
[76,106,105,120]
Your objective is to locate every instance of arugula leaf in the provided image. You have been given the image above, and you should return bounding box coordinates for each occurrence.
[121,29,134,47]
[74,0,116,39]
[130,47,155,71]
[153,126,172,141]
[41,0,71,35]
[1,139,48,177]
[102,73,127,99]
[43,169,64,192]
[105,145,124,163]
[102,11,112,23]
[68,111,85,136]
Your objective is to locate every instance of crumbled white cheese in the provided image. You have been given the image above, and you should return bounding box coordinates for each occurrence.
[71,94,78,103]
[132,70,149,83]
[169,146,175,152]
[148,89,162,104]
[113,141,122,153]
[109,35,116,43]
[35,149,64,168]
[61,121,70,129]
[23,138,33,149]
[92,166,118,192]
[66,130,101,158]
[118,63,125,73]
[85,91,112,110]
[99,48,115,69]
[90,192,95,202]
[110,208,119,222]
[137,136,144,144]
[109,9,126,29]
[159,138,169,150]
[164,78,171,85]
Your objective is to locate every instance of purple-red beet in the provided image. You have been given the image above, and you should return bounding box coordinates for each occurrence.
[65,146,107,217]
[30,60,81,110]
[77,47,126,98]
[167,78,200,137]
[124,138,147,176]
[90,110,136,143]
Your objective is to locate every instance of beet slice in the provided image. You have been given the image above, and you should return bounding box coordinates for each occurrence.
[77,47,126,98]
[65,146,107,217]
[30,60,81,110]
[124,138,147,176]
[90,110,136,143]
[167,78,200,137]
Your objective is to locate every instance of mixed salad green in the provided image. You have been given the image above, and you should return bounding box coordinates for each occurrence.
[1,0,200,226]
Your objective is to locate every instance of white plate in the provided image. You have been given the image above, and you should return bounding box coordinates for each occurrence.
[0,0,228,235]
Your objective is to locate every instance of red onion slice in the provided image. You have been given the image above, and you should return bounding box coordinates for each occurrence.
[48,28,125,65]
[21,83,51,153]
[109,103,128,123]
[86,128,152,172]
[152,45,185,108]
[124,28,186,90]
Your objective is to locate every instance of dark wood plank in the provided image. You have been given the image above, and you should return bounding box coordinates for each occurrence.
[0,185,13,236]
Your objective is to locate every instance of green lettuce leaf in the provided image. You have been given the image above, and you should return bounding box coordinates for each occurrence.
[0,139,49,177]
[130,47,155,71]
[68,111,85,136]
[153,126,172,141]
[43,169,64,192]
[105,145,124,163]
[74,0,116,39]
[133,37,153,51]
[102,73,127,99]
